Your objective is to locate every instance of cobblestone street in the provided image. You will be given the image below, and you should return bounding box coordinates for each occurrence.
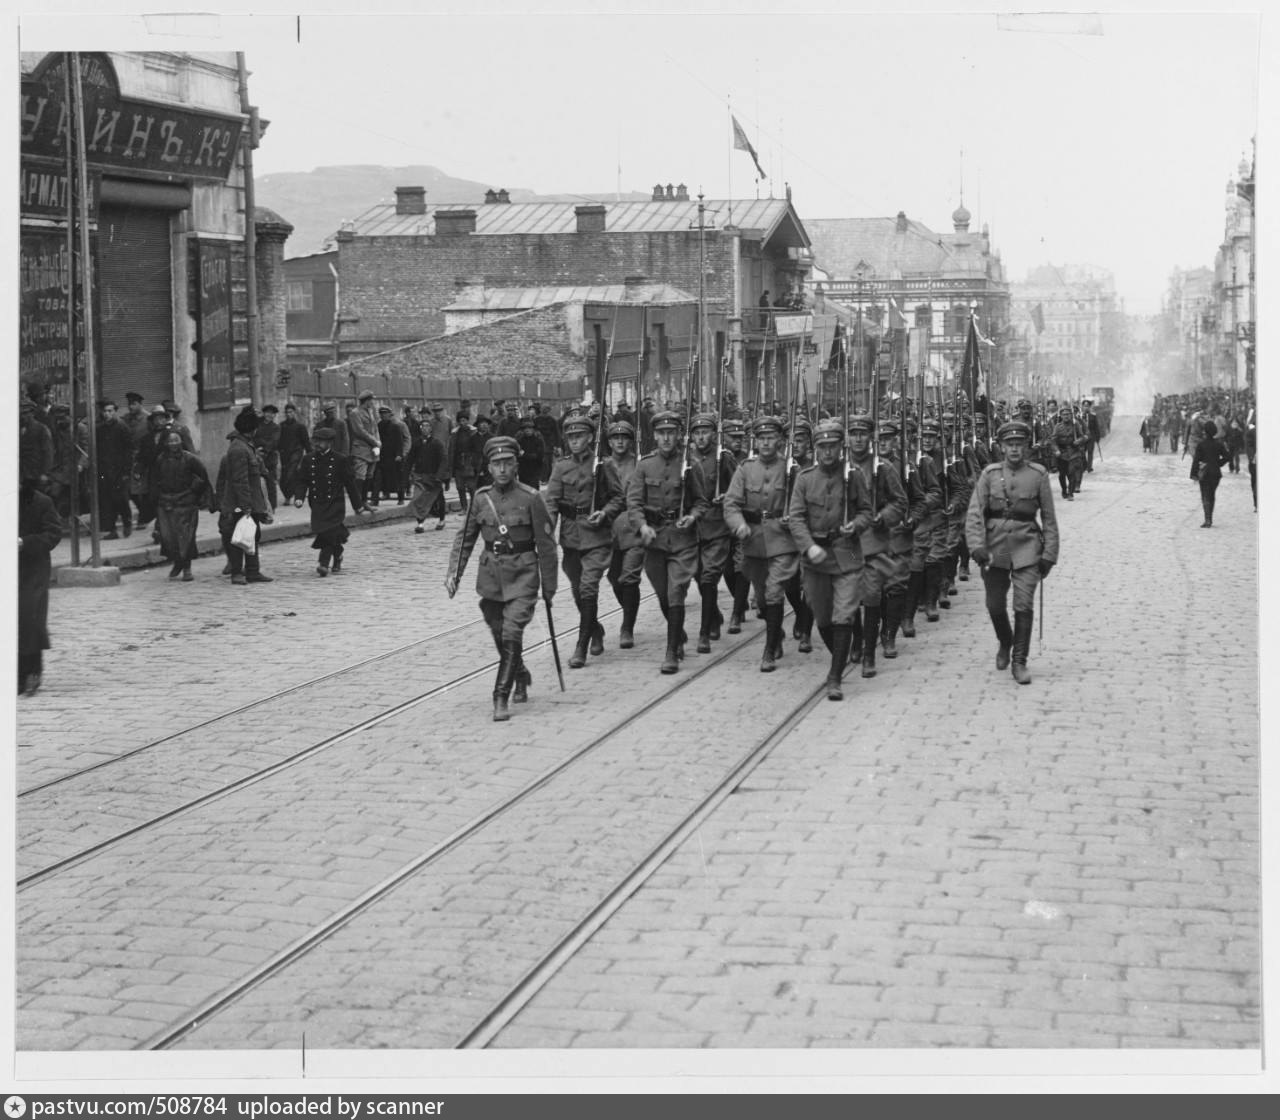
[14,420,1261,1067]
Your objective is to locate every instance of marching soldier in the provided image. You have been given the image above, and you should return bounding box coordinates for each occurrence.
[721,416,755,634]
[940,412,974,606]
[722,415,799,672]
[786,419,874,701]
[1050,405,1085,500]
[604,420,645,648]
[687,413,737,653]
[903,418,945,630]
[445,436,559,721]
[627,411,709,673]
[846,414,908,678]
[544,414,624,669]
[875,419,914,658]
[781,415,816,651]
[965,419,1059,685]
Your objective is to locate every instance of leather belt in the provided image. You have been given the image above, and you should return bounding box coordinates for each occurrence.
[985,509,1035,522]
[741,510,781,524]
[556,502,593,519]
[644,508,679,526]
[486,537,536,555]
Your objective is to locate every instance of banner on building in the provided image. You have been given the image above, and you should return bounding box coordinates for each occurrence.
[19,228,100,401]
[194,239,234,409]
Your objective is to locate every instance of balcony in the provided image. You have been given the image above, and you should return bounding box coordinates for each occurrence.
[742,305,814,340]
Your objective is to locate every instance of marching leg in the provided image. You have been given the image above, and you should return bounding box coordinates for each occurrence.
[1011,610,1034,685]
[860,605,880,678]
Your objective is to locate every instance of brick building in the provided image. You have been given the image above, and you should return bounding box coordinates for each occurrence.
[19,51,291,458]
[294,183,813,409]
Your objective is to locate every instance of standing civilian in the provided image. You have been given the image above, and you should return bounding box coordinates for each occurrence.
[254,403,282,511]
[18,476,63,696]
[93,399,133,538]
[217,406,274,585]
[277,402,311,507]
[376,405,408,503]
[297,426,367,575]
[409,419,448,532]
[150,429,211,581]
[346,392,382,507]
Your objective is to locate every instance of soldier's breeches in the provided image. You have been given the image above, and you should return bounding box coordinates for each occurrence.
[946,512,965,552]
[608,544,645,591]
[697,534,732,584]
[860,550,907,604]
[927,517,950,564]
[743,553,799,607]
[802,568,862,628]
[562,545,610,604]
[481,592,538,643]
[981,564,1039,614]
[644,544,698,607]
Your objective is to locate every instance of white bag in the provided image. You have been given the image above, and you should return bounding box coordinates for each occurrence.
[230,513,257,554]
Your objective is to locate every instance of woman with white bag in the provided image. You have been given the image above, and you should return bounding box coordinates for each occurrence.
[216,405,275,586]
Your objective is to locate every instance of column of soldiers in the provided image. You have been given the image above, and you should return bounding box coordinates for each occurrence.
[445,393,1061,721]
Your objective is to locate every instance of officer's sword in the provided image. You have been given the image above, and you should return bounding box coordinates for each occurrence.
[544,599,566,691]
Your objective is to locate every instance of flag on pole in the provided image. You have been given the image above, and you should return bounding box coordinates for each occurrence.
[732,115,766,180]
[886,295,907,331]
[960,313,985,403]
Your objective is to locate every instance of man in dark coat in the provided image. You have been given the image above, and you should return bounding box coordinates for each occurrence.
[216,406,274,585]
[516,416,546,488]
[18,479,62,695]
[277,402,311,506]
[409,420,448,532]
[450,414,483,513]
[297,426,367,574]
[376,405,408,503]
[254,403,282,512]
[93,400,134,538]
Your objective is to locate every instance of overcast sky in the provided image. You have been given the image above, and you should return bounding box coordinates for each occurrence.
[14,4,1266,316]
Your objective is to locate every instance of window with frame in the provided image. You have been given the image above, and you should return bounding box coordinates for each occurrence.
[286,281,313,312]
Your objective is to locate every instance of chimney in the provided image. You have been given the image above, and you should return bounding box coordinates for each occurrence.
[435,208,477,235]
[484,189,498,204]
[575,204,607,233]
[896,210,908,233]
[496,188,510,203]
[395,186,427,215]
[653,183,665,201]
[676,183,689,201]
[665,183,675,199]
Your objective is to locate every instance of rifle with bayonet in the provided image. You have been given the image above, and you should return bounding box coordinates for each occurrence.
[588,308,619,515]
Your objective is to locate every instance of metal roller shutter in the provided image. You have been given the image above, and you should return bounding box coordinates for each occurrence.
[97,205,173,409]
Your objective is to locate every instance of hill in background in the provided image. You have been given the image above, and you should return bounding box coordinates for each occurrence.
[255,164,650,258]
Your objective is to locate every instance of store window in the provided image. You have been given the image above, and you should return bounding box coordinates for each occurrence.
[287,281,313,312]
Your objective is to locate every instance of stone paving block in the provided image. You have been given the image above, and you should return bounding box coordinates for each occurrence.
[867,1022,989,1046]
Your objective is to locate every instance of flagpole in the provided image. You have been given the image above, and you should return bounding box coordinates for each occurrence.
[726,99,733,229]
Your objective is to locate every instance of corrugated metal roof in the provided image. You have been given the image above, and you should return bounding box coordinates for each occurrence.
[344,197,808,247]
[443,283,695,312]
[807,217,992,281]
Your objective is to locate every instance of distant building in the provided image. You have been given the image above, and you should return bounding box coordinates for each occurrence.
[287,183,814,410]
[806,204,1010,402]
[19,51,291,456]
[1212,150,1255,393]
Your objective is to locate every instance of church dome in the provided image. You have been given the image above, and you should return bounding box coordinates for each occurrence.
[952,202,971,232]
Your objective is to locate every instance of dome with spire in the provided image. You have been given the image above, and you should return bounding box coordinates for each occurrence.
[952,201,971,232]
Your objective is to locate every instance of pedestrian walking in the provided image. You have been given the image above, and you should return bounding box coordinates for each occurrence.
[277,402,311,507]
[18,477,62,696]
[965,419,1059,685]
[216,406,275,586]
[1190,420,1231,528]
[254,403,282,512]
[347,392,382,507]
[297,426,368,574]
[150,429,211,581]
[445,436,559,722]
[450,414,483,514]
[409,420,448,532]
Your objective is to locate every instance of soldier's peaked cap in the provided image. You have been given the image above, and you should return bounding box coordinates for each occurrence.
[752,415,784,436]
[997,419,1033,441]
[921,419,942,436]
[690,412,719,431]
[607,420,636,439]
[650,410,683,430]
[721,417,746,435]
[562,414,595,437]
[847,413,875,434]
[813,419,845,444]
[878,419,900,437]
[483,435,520,460]
[790,415,813,434]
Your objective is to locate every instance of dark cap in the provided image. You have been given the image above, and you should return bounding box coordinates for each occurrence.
[262,403,279,414]
[878,420,900,439]
[563,415,595,437]
[813,419,844,445]
[752,415,784,437]
[150,404,169,417]
[125,391,144,403]
[996,419,1033,441]
[378,406,392,414]
[162,400,179,412]
[358,389,375,402]
[690,412,719,432]
[650,410,683,431]
[607,420,635,439]
[484,435,520,461]
[313,426,336,440]
[847,413,875,434]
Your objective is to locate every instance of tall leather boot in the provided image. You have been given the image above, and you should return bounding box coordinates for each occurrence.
[696,584,717,653]
[817,624,834,653]
[939,555,954,607]
[569,599,596,669]
[661,604,684,673]
[513,641,531,703]
[923,563,942,622]
[493,642,516,721]
[825,624,853,701]
[760,603,784,672]
[881,591,903,659]
[768,602,785,661]
[1011,610,1033,685]
[849,610,863,667]
[902,569,923,636]
[619,583,640,648]
[861,605,880,678]
[729,573,750,633]
[990,608,1014,671]
[796,601,813,653]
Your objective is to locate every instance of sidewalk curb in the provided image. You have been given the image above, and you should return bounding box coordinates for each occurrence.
[53,496,463,576]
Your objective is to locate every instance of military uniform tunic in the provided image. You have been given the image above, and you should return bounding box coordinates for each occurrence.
[625,447,709,607]
[909,453,944,572]
[965,459,1059,613]
[607,451,645,590]
[545,450,623,605]
[786,462,874,627]
[448,480,559,641]
[722,455,798,606]
[689,445,736,584]
[849,452,909,604]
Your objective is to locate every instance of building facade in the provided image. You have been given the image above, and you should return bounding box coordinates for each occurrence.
[19,51,290,456]
[289,184,814,411]
[1211,152,1255,394]
[805,204,1011,403]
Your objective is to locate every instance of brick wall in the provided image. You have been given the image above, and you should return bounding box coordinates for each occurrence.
[336,229,738,349]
